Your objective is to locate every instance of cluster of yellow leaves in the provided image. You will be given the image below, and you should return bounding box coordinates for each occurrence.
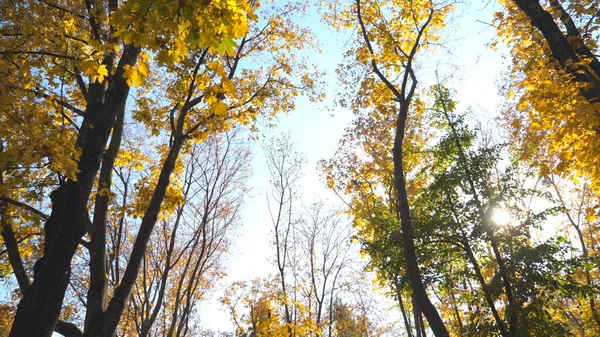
[326,0,451,75]
[117,0,323,142]
[322,0,451,205]
[1,41,80,275]
[0,93,80,182]
[0,304,15,337]
[128,144,186,218]
[113,0,254,64]
[0,206,43,279]
[495,0,600,192]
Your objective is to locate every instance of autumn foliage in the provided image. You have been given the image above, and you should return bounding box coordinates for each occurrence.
[1,0,600,336]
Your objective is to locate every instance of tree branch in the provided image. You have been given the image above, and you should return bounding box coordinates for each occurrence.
[55,320,84,337]
[83,0,102,41]
[30,89,85,116]
[0,50,79,60]
[0,196,49,220]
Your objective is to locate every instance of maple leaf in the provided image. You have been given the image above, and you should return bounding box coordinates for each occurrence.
[211,102,229,117]
[97,65,108,83]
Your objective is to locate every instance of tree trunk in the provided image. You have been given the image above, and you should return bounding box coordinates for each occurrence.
[392,276,414,337]
[87,134,185,337]
[9,44,139,337]
[85,80,127,335]
[393,104,449,337]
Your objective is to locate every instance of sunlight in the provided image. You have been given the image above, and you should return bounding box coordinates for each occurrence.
[491,208,511,226]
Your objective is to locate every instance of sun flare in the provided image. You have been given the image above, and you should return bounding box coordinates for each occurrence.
[492,208,511,226]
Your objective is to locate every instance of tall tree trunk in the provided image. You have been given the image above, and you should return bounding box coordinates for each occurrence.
[354,0,448,334]
[85,79,127,335]
[393,104,449,337]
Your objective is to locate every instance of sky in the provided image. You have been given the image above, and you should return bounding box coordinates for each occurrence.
[196,0,508,332]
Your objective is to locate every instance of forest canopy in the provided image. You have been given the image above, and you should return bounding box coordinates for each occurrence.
[0,0,599,336]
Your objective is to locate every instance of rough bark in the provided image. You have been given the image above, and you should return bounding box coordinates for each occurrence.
[84,48,208,337]
[55,321,84,337]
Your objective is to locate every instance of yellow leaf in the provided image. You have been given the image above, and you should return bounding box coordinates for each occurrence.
[586,207,597,222]
[138,60,149,77]
[222,79,236,94]
[555,161,567,173]
[211,102,228,117]
[511,118,521,129]
[79,59,96,73]
[156,50,173,65]
[232,20,248,37]
[124,65,144,87]
[97,64,108,83]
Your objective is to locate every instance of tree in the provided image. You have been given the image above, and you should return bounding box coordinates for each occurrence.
[493,0,600,328]
[114,132,251,337]
[323,72,595,336]
[546,175,600,333]
[320,73,433,337]
[428,84,520,336]
[408,85,583,336]
[264,133,305,337]
[331,299,367,337]
[333,277,399,337]
[262,134,356,337]
[324,0,452,335]
[222,201,355,337]
[0,1,320,336]
[297,202,353,337]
